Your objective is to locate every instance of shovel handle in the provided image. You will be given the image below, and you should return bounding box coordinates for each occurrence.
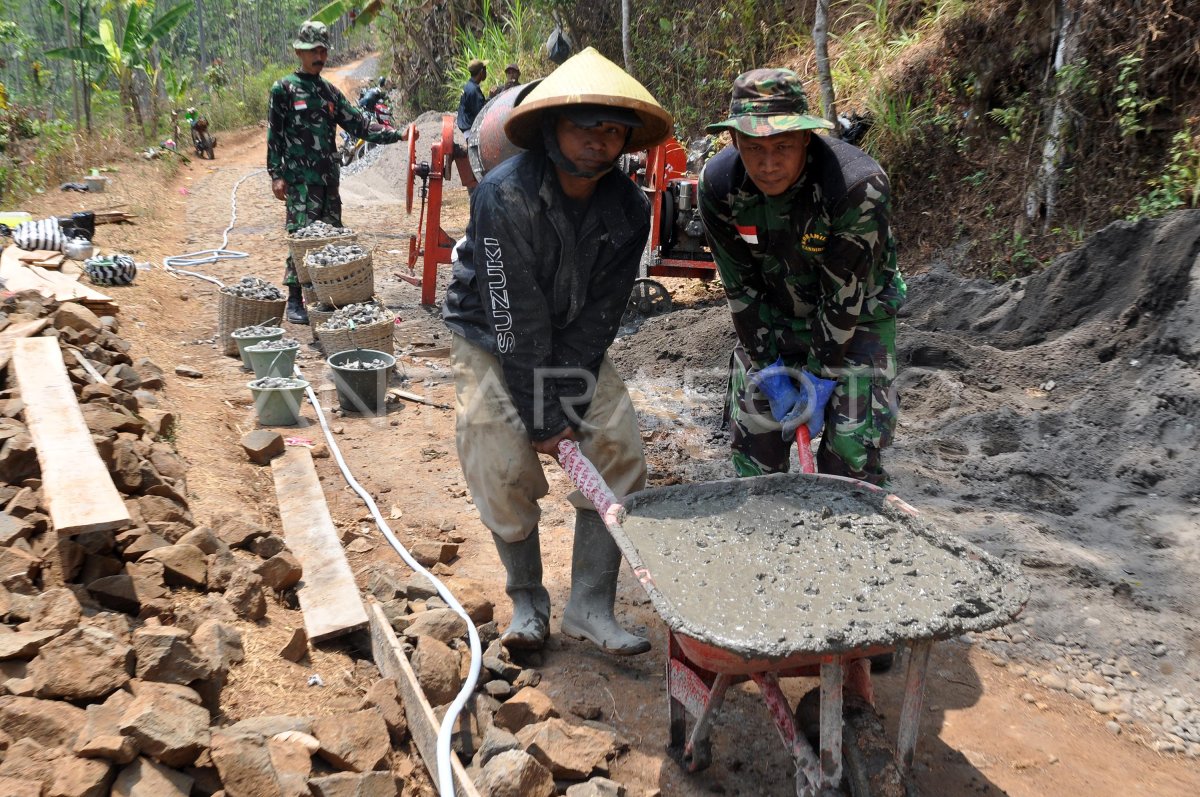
[555,440,626,529]
[795,425,817,474]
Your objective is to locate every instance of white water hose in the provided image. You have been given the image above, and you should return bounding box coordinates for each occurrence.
[163,168,265,285]
[165,166,480,796]
[296,369,482,797]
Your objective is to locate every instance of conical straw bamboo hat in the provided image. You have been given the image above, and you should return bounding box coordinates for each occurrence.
[505,47,673,153]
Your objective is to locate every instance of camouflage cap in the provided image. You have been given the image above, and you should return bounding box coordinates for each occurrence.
[706,68,834,137]
[293,20,331,51]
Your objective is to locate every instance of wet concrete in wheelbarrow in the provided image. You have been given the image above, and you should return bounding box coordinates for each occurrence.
[618,473,1031,661]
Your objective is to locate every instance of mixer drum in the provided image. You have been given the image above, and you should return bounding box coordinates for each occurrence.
[467,80,541,181]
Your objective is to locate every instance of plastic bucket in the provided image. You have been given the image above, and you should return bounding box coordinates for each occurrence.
[232,327,285,370]
[248,379,309,426]
[327,349,395,415]
[244,343,300,379]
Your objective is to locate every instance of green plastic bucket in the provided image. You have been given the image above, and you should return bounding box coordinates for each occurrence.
[327,349,395,416]
[232,326,285,370]
[244,342,300,379]
[248,378,309,426]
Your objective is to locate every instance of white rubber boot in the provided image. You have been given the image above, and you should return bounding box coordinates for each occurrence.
[491,529,550,650]
[561,508,650,655]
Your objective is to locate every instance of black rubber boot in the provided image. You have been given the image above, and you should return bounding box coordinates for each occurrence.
[492,529,550,650]
[561,508,650,655]
[286,284,309,325]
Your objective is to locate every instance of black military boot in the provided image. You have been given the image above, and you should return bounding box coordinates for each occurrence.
[286,284,309,325]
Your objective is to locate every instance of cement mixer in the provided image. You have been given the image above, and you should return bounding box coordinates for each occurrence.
[401,83,716,309]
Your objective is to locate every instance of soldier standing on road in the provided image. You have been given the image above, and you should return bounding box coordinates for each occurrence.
[267,20,407,325]
[699,69,907,485]
[443,48,672,655]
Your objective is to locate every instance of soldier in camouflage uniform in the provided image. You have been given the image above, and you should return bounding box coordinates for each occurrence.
[699,69,907,485]
[267,20,406,324]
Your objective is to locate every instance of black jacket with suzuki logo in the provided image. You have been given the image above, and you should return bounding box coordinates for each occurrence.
[442,149,650,441]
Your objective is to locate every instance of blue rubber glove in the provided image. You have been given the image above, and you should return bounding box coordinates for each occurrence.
[749,357,838,439]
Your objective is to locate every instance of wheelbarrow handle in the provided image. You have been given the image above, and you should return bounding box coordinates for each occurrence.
[795,425,817,474]
[555,440,626,529]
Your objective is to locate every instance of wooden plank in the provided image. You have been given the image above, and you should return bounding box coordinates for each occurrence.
[0,319,50,372]
[368,601,482,797]
[17,250,62,264]
[11,337,131,535]
[271,447,368,641]
[1,245,114,306]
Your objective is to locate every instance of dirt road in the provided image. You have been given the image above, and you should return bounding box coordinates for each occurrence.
[24,57,1198,796]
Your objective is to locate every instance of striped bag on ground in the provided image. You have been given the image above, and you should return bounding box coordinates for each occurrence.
[83,254,137,286]
[12,218,66,252]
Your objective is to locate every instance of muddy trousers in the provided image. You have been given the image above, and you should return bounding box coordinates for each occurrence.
[726,316,899,485]
[283,180,343,286]
[451,334,647,544]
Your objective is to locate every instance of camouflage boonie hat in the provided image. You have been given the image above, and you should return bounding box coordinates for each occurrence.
[706,68,834,137]
[293,21,331,51]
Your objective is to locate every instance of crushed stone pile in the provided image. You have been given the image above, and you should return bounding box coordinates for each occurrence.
[220,276,282,301]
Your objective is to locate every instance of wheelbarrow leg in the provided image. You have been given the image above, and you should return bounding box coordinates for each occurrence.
[753,671,826,796]
[684,673,731,771]
[818,658,844,788]
[895,639,933,775]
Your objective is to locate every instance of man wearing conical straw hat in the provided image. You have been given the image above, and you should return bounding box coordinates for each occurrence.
[443,47,672,655]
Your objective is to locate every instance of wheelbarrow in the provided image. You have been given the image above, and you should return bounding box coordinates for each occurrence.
[557,439,1030,796]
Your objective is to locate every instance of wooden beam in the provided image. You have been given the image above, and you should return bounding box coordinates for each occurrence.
[368,600,481,797]
[271,446,368,641]
[1,245,115,308]
[12,337,130,535]
[0,319,50,372]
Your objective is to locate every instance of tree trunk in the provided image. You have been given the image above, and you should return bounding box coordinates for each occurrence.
[196,0,207,69]
[813,0,839,135]
[64,0,81,127]
[1024,0,1080,233]
[80,0,92,132]
[621,0,632,73]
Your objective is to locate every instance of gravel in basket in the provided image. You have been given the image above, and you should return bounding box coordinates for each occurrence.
[304,243,368,267]
[316,301,395,356]
[289,221,353,240]
[319,301,391,330]
[221,276,283,301]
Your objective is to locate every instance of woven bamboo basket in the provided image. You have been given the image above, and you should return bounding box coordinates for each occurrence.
[217,292,286,356]
[317,314,396,357]
[301,283,318,306]
[288,232,357,284]
[306,302,336,342]
[309,253,374,306]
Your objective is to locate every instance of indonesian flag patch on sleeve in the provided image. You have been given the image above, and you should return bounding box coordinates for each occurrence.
[736,224,759,244]
[293,99,308,111]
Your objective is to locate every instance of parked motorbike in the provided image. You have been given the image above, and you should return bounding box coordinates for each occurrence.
[339,77,394,166]
[186,107,217,159]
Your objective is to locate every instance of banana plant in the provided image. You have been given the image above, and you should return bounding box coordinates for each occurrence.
[312,0,384,28]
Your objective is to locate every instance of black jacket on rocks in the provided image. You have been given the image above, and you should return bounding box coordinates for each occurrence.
[443,149,650,441]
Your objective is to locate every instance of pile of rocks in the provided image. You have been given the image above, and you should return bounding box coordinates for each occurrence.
[289,221,353,240]
[0,293,408,796]
[320,301,391,331]
[366,559,634,797]
[304,243,368,268]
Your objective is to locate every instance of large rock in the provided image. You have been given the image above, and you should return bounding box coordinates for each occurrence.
[309,771,398,797]
[0,628,61,660]
[256,550,302,590]
[176,526,224,555]
[493,687,558,733]
[409,540,458,567]
[0,776,40,797]
[403,608,467,645]
[119,689,211,767]
[111,757,192,797]
[225,716,313,737]
[443,579,494,624]
[192,619,244,673]
[0,738,112,797]
[0,510,33,547]
[516,718,616,780]
[0,546,40,583]
[210,512,270,549]
[135,495,193,527]
[411,636,462,708]
[0,432,39,484]
[477,724,520,768]
[140,544,207,588]
[132,626,215,684]
[80,404,146,436]
[55,302,102,332]
[224,568,267,619]
[313,709,390,772]
[241,430,285,465]
[76,690,139,764]
[28,626,132,700]
[362,678,408,745]
[479,749,555,797]
[209,731,286,797]
[565,777,626,797]
[0,695,85,748]
[87,574,168,615]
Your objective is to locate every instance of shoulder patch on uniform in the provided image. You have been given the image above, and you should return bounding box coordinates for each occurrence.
[293,99,308,110]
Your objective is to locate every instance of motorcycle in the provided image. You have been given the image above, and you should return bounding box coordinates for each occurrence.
[186,107,217,159]
[339,77,394,166]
